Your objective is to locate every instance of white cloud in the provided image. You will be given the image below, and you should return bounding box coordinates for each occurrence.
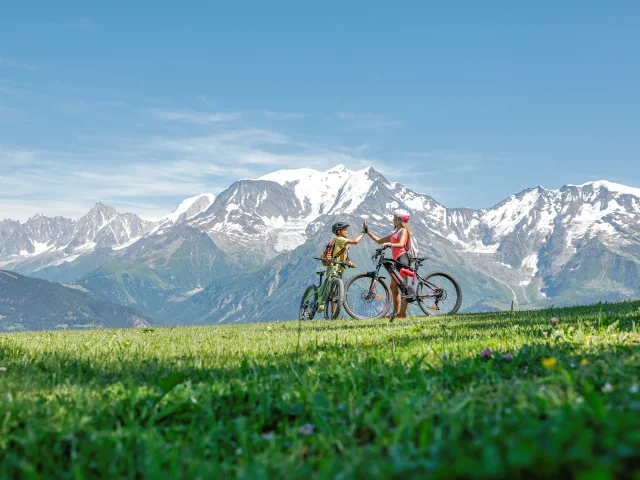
[149,108,243,124]
[0,126,376,222]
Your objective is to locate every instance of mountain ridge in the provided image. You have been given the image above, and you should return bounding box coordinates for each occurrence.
[1,165,639,324]
[0,269,151,331]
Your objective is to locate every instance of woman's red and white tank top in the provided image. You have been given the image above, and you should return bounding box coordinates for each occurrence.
[390,228,411,261]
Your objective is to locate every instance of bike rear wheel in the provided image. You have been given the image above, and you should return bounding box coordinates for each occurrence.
[344,273,391,320]
[417,272,462,316]
[324,278,344,320]
[299,284,318,320]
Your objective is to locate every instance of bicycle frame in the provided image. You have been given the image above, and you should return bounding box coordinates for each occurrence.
[312,257,349,302]
[367,248,444,302]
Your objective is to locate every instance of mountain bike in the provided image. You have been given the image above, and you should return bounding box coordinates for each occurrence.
[299,258,351,320]
[343,246,462,320]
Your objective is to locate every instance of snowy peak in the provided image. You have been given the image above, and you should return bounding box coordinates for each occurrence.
[183,165,391,259]
[259,164,354,185]
[87,202,118,216]
[258,164,388,216]
[165,193,215,223]
[0,203,162,266]
[562,180,640,199]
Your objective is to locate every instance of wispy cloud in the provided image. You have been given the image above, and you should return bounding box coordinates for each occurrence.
[0,125,376,221]
[0,57,39,72]
[337,112,400,131]
[251,110,306,120]
[149,108,243,124]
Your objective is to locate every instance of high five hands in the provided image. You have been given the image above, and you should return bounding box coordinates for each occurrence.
[361,221,368,234]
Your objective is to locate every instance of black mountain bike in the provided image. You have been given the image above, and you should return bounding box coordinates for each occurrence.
[343,246,462,320]
[299,258,351,320]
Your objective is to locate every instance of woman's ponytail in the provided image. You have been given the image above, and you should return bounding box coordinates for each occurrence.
[400,221,411,238]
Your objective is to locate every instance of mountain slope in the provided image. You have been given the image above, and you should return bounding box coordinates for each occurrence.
[187,165,387,262]
[0,203,161,275]
[2,165,640,321]
[158,242,320,325]
[75,225,237,315]
[0,269,150,332]
[160,170,640,324]
[0,196,216,279]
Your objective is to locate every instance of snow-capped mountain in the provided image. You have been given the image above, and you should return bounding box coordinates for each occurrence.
[0,195,215,274]
[1,165,639,321]
[174,166,640,319]
[188,165,386,259]
[154,193,215,224]
[0,203,159,267]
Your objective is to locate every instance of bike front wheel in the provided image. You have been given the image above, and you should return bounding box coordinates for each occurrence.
[417,272,462,316]
[324,278,344,320]
[343,273,391,320]
[299,284,318,320]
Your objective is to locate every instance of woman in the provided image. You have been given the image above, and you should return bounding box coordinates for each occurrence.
[365,209,414,318]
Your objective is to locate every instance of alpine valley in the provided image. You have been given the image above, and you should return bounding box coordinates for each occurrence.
[2,165,639,328]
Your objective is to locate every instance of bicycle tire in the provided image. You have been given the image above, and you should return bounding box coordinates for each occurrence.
[417,272,462,316]
[299,284,318,320]
[324,277,344,320]
[343,273,391,320]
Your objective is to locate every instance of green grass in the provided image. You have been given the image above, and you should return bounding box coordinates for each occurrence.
[1,302,639,479]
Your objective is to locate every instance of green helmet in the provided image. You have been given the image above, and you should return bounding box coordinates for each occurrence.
[331,222,349,234]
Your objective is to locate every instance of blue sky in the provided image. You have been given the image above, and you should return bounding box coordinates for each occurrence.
[1,1,639,221]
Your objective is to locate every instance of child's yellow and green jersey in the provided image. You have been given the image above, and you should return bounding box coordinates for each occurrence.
[329,236,349,276]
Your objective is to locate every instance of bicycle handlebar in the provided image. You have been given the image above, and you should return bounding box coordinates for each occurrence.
[313,257,353,267]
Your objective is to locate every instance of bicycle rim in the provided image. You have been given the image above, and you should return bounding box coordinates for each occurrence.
[417,273,462,316]
[344,274,390,320]
[325,278,344,320]
[299,285,318,320]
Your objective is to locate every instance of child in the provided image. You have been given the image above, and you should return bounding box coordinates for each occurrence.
[317,221,366,312]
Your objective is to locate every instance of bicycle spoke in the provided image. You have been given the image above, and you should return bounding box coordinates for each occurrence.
[418,274,460,315]
[299,285,318,320]
[346,276,388,319]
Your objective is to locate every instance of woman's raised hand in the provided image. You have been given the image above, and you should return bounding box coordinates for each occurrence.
[362,221,368,234]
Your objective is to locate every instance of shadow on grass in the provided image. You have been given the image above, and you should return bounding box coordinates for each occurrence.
[1,325,637,400]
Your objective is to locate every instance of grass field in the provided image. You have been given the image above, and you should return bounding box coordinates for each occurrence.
[1,302,639,479]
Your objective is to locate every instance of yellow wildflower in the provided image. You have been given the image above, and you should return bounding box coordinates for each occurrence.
[580,358,589,366]
[364,341,372,347]
[542,357,558,369]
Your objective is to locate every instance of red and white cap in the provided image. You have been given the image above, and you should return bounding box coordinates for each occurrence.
[394,209,411,222]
